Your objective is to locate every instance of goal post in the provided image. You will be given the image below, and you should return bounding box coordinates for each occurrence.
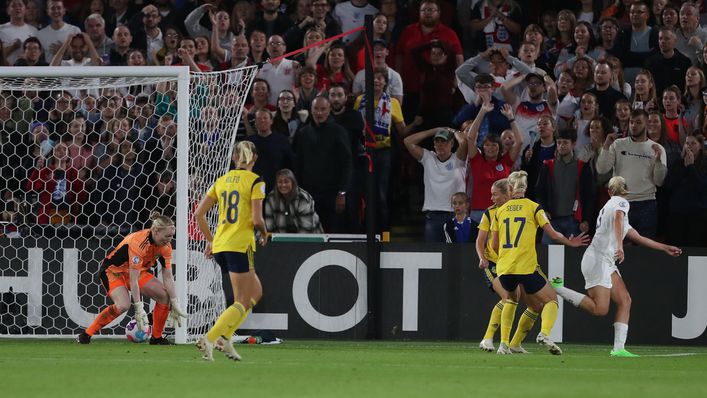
[0,65,258,344]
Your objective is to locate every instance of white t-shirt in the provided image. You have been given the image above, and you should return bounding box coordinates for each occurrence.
[0,22,38,64]
[420,149,467,212]
[333,1,378,43]
[577,11,595,24]
[145,30,164,65]
[589,196,633,261]
[574,118,591,149]
[352,67,403,97]
[556,94,579,129]
[514,100,553,150]
[61,58,93,66]
[258,58,297,106]
[37,23,81,62]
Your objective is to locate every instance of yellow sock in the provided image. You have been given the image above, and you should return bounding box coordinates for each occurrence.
[222,299,258,339]
[223,309,251,338]
[540,300,559,336]
[483,300,504,340]
[206,302,246,342]
[500,300,518,345]
[510,308,539,347]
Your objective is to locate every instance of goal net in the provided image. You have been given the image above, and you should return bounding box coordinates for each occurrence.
[0,66,257,343]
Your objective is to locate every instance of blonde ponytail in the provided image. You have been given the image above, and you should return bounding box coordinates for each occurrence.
[607,176,630,196]
[508,171,528,194]
[149,211,175,230]
[235,141,257,167]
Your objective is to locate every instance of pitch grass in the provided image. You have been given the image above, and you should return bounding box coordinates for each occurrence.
[2,339,707,398]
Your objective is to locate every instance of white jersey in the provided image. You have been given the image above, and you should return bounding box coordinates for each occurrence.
[37,23,81,62]
[420,149,467,212]
[589,196,633,260]
[258,58,297,106]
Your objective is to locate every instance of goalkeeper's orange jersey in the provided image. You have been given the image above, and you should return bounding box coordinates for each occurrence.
[101,229,172,276]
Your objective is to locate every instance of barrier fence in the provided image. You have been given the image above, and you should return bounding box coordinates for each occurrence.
[1,239,705,344]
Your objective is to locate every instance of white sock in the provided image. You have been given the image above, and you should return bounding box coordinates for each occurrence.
[554,286,586,307]
[613,322,629,351]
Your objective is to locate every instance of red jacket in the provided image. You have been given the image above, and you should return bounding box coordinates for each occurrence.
[26,165,85,224]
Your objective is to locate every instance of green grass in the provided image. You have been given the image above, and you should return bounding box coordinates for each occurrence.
[2,339,707,398]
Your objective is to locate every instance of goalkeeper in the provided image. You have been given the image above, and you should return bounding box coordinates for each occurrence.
[77,212,187,345]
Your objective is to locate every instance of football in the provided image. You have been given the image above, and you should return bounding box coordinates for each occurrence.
[125,319,151,343]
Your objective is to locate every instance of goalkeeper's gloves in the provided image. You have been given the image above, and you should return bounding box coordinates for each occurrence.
[133,302,149,330]
[169,298,188,327]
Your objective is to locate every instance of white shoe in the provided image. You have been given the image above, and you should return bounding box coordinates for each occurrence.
[218,336,242,361]
[496,343,512,355]
[214,336,225,352]
[509,345,530,354]
[479,339,495,352]
[536,332,562,355]
[196,336,215,361]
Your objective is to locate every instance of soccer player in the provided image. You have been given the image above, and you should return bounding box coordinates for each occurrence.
[476,178,544,354]
[77,213,187,345]
[488,171,589,355]
[552,176,682,357]
[194,141,268,361]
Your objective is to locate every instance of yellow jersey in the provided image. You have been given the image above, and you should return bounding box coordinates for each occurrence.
[206,169,266,253]
[491,198,548,275]
[477,205,499,264]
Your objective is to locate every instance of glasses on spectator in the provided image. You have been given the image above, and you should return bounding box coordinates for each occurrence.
[420,8,439,13]
[475,84,493,90]
[269,41,286,46]
[166,32,179,38]
[278,96,295,102]
[527,81,543,87]
[601,24,617,30]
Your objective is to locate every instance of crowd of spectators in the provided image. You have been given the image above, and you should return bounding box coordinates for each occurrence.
[1,0,707,247]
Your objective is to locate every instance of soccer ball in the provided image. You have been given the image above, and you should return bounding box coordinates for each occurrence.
[125,319,151,343]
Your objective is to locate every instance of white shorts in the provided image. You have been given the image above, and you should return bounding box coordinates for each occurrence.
[581,247,621,290]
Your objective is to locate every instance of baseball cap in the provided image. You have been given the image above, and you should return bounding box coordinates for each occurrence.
[525,73,545,85]
[30,121,45,133]
[434,128,453,141]
[372,38,388,48]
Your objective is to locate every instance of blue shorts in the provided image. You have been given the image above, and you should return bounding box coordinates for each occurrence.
[482,262,498,290]
[498,271,547,295]
[484,264,546,291]
[214,251,253,274]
